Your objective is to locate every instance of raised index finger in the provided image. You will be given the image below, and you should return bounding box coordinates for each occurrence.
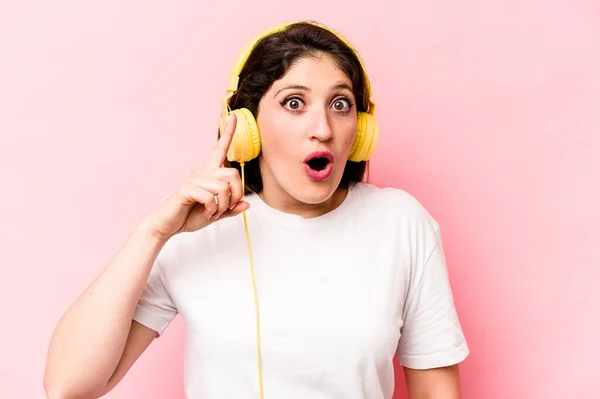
[207,113,237,168]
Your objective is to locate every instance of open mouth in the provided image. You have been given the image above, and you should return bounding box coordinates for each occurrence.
[306,157,330,171]
[303,151,334,180]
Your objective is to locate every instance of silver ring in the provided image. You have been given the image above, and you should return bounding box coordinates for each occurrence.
[214,194,219,206]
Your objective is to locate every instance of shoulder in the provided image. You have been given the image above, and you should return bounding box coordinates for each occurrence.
[349,182,440,231]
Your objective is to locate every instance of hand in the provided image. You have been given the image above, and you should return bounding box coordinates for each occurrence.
[142,114,250,240]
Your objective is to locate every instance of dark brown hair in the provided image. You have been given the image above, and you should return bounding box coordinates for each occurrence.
[222,21,371,194]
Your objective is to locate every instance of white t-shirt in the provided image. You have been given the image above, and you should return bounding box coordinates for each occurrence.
[133,182,469,398]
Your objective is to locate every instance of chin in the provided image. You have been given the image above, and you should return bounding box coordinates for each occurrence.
[291,172,344,205]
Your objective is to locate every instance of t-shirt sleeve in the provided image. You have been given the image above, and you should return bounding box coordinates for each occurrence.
[132,255,178,336]
[397,228,469,369]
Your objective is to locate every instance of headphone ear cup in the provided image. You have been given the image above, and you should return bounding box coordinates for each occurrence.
[223,108,261,163]
[348,111,379,162]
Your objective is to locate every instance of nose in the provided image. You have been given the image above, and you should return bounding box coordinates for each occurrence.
[311,111,334,142]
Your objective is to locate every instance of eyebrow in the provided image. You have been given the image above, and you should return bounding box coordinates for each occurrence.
[273,82,354,98]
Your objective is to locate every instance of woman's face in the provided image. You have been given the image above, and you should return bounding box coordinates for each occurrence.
[256,53,358,216]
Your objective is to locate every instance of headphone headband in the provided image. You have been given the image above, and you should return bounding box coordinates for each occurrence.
[221,21,376,120]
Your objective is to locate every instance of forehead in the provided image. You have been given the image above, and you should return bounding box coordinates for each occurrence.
[270,54,352,90]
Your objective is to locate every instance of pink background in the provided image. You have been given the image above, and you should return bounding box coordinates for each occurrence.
[1,1,599,398]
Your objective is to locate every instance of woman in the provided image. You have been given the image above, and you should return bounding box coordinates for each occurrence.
[44,21,469,399]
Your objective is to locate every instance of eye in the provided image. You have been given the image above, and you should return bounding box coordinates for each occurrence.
[281,97,305,111]
[332,98,353,112]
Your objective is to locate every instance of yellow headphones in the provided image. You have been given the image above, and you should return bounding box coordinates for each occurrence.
[218,21,379,164]
[219,21,378,398]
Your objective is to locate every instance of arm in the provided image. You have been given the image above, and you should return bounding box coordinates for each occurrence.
[396,216,469,399]
[404,364,462,399]
[43,225,167,399]
[43,115,247,399]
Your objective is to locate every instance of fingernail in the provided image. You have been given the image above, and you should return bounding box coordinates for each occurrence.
[229,202,238,210]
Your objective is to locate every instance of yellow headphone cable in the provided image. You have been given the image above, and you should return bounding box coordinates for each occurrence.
[239,161,264,398]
